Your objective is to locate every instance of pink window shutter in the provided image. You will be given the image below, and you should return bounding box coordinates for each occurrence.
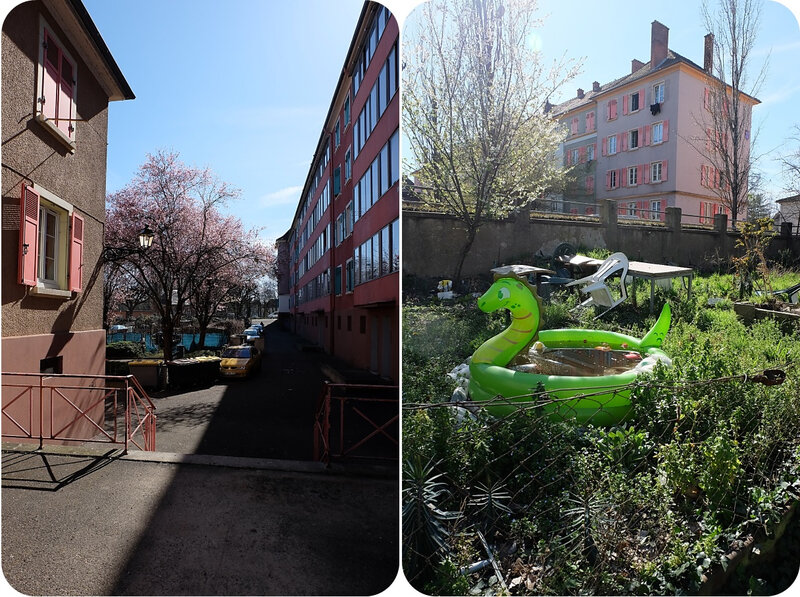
[621,133,627,152]
[579,146,586,163]
[19,185,40,286]
[623,94,628,115]
[606,171,611,190]
[69,212,84,292]
[644,125,651,146]
[662,160,668,181]
[637,164,644,184]
[643,164,651,184]
[621,169,627,187]
[640,88,646,106]
[701,165,706,186]
[602,138,607,156]
[58,54,74,139]
[663,120,669,142]
[566,151,571,166]
[41,39,59,123]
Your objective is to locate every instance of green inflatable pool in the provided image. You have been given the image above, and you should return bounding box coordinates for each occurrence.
[467,272,672,425]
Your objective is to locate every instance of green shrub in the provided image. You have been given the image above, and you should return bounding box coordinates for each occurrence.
[106,341,144,359]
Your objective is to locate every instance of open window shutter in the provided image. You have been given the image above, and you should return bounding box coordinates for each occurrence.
[643,164,651,184]
[606,171,611,189]
[579,146,586,163]
[640,88,646,106]
[637,164,644,184]
[58,54,75,139]
[621,169,627,187]
[601,138,607,156]
[644,126,651,146]
[621,132,628,152]
[19,185,40,286]
[566,151,572,166]
[662,160,668,182]
[69,212,84,292]
[623,94,628,115]
[662,119,669,142]
[41,35,59,122]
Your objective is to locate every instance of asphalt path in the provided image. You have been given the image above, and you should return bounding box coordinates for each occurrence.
[1,319,400,595]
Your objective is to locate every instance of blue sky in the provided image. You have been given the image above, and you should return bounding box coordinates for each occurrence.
[82,0,367,245]
[402,0,800,204]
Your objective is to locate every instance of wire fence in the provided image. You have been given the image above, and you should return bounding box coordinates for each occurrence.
[402,365,800,595]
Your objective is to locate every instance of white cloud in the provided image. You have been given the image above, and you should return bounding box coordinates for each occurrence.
[758,83,800,106]
[259,185,303,208]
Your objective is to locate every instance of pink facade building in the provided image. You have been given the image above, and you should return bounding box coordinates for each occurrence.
[552,21,759,225]
[277,2,399,382]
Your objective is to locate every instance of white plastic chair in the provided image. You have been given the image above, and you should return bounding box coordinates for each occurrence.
[566,252,629,317]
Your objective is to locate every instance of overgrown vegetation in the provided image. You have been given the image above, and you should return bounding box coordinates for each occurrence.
[402,270,800,595]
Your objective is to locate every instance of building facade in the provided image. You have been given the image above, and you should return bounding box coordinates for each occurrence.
[2,0,134,434]
[553,21,759,225]
[280,2,399,382]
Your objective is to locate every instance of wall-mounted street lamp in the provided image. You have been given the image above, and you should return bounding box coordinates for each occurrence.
[137,224,155,250]
[104,224,156,261]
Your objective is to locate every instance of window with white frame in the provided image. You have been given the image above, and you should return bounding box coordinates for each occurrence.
[587,144,595,161]
[345,258,354,292]
[653,81,665,104]
[630,90,641,112]
[37,23,77,150]
[18,184,83,295]
[344,148,352,181]
[344,95,350,125]
[627,202,637,217]
[608,170,618,189]
[629,129,639,150]
[628,166,638,186]
[651,122,663,144]
[571,148,580,164]
[651,161,663,183]
[650,200,662,220]
[334,120,340,148]
[607,135,617,155]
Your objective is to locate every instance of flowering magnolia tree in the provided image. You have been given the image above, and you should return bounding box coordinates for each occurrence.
[403,0,579,285]
[105,150,275,359]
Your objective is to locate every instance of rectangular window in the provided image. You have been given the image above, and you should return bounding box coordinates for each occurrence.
[651,122,663,144]
[38,26,77,148]
[391,219,399,272]
[345,258,354,292]
[380,143,389,197]
[381,225,390,276]
[345,201,353,236]
[334,120,340,148]
[587,144,595,161]
[19,184,82,293]
[333,166,341,196]
[630,91,640,112]
[608,170,618,189]
[651,200,662,220]
[627,202,637,218]
[389,129,399,186]
[628,166,638,186]
[653,82,665,104]
[651,161,663,183]
[344,95,350,125]
[344,148,352,181]
[629,129,639,150]
[334,265,342,295]
[607,135,617,155]
[571,148,580,164]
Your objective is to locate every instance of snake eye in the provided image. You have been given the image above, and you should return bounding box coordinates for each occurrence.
[497,287,510,301]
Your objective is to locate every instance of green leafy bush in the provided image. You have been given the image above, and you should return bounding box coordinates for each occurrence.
[106,341,145,359]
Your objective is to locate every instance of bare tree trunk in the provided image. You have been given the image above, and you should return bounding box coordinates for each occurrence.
[453,226,477,290]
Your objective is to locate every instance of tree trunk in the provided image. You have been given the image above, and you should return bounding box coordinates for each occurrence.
[453,226,478,291]
[197,326,207,349]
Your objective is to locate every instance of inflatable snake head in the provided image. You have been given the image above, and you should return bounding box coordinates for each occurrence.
[478,276,541,318]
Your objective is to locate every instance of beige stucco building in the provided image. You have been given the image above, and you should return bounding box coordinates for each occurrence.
[2,0,133,434]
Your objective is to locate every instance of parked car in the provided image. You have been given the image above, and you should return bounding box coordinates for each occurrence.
[219,345,262,378]
[243,325,262,343]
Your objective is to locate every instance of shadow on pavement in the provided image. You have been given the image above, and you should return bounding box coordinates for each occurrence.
[1,450,119,492]
[108,320,399,594]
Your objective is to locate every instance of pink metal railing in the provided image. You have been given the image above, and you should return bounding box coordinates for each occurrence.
[1,373,156,453]
[313,382,398,464]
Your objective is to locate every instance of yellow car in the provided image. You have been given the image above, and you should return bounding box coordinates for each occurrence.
[219,345,262,378]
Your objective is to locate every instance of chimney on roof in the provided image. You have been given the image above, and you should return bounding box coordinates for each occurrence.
[577,88,585,99]
[631,58,645,73]
[544,99,552,113]
[651,20,669,67]
[592,81,600,92]
[704,33,714,73]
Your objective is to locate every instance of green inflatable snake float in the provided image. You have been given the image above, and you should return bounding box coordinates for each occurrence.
[468,273,672,425]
